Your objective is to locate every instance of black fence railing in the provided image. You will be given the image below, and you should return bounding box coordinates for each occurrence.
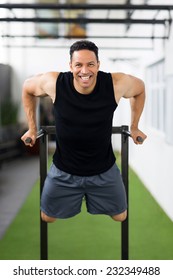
[36,125,130,260]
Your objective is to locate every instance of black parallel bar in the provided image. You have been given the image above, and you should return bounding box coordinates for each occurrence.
[121,125,129,260]
[38,125,129,260]
[112,126,122,134]
[39,132,48,260]
[41,125,55,135]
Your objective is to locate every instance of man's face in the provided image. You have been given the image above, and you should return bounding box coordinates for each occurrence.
[69,49,100,94]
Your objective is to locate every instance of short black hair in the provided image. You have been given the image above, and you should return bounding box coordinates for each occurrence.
[69,40,99,61]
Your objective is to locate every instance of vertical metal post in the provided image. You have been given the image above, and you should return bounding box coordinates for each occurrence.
[121,125,129,260]
[39,132,48,260]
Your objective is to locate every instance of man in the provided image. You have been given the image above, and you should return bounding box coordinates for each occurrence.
[21,40,147,223]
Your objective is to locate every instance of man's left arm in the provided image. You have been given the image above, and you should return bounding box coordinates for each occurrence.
[112,73,147,144]
[129,88,147,144]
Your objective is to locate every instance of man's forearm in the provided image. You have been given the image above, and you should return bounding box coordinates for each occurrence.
[130,91,145,130]
[22,89,37,132]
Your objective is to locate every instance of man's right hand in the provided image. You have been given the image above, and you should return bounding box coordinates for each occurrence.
[21,129,37,147]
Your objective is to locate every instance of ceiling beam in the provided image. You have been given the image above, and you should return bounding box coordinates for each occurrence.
[1,34,169,40]
[0,17,170,24]
[2,44,153,51]
[0,3,173,10]
[125,0,134,32]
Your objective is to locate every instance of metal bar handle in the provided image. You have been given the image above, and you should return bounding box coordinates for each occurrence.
[24,129,45,144]
[122,129,144,143]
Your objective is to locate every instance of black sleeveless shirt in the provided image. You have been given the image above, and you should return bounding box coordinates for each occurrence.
[53,71,118,176]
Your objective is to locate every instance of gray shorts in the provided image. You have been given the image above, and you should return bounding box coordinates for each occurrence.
[41,163,127,219]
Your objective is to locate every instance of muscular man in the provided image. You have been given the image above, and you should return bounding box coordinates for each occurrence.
[21,40,147,223]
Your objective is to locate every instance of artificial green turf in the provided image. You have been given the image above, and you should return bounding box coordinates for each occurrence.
[0,164,173,260]
[129,171,173,260]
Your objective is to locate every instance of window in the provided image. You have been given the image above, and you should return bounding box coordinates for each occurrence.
[146,59,166,133]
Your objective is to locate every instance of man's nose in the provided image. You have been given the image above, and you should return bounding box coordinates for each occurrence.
[81,65,89,74]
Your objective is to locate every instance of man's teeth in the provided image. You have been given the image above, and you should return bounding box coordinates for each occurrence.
[81,76,90,80]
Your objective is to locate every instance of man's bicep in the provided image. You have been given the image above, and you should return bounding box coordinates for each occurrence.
[123,75,145,99]
[23,74,47,97]
[40,72,59,102]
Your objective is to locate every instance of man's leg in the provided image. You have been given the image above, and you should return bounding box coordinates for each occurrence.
[41,164,85,222]
[41,211,57,223]
[111,210,127,222]
[85,163,127,221]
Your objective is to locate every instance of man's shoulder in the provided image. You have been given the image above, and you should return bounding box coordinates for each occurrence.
[38,71,60,88]
[98,70,110,76]
[97,71,112,82]
[56,71,72,81]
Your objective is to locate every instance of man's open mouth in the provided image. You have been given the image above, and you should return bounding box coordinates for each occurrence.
[80,75,91,81]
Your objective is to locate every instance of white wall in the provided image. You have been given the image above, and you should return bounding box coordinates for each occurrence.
[128,26,173,221]
[129,127,173,221]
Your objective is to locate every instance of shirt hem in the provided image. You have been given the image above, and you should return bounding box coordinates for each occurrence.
[52,159,116,177]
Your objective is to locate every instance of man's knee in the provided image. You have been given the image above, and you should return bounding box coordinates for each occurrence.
[111,210,127,222]
[41,211,57,223]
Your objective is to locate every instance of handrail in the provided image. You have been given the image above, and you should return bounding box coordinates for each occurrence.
[25,125,143,143]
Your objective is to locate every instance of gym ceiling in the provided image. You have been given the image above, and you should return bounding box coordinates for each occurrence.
[0,0,173,52]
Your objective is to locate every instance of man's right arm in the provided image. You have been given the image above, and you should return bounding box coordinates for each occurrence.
[21,72,59,146]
